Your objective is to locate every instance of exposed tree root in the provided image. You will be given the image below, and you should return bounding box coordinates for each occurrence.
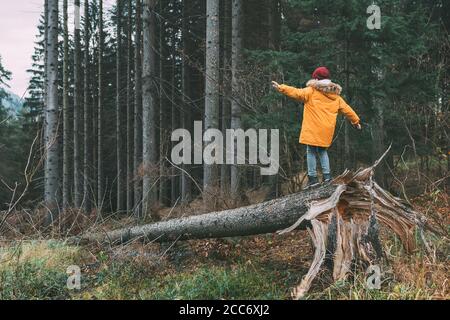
[280,148,433,299]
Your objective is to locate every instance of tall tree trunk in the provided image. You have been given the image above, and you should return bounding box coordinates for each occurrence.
[142,0,158,217]
[44,0,61,215]
[204,0,220,197]
[159,0,170,207]
[265,0,282,200]
[230,0,243,201]
[220,0,231,195]
[134,0,143,218]
[43,0,49,191]
[126,0,134,213]
[116,0,126,213]
[44,0,48,112]
[91,47,98,206]
[62,0,71,209]
[181,0,193,203]
[373,103,386,186]
[372,64,387,187]
[344,36,352,171]
[83,0,92,214]
[97,0,104,213]
[170,30,179,205]
[74,0,83,208]
[268,0,281,50]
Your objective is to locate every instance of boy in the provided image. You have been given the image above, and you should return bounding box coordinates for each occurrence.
[272,66,361,188]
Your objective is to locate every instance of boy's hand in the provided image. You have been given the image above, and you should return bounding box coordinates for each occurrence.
[271,81,281,90]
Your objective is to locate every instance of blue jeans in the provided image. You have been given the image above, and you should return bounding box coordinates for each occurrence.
[306,145,330,177]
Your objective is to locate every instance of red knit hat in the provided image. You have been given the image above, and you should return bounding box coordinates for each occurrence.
[312,67,330,80]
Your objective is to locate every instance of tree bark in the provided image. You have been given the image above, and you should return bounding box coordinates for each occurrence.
[170,28,179,206]
[43,0,49,162]
[203,0,220,196]
[344,36,352,170]
[181,0,193,203]
[44,0,48,115]
[62,0,71,209]
[83,0,92,214]
[220,0,231,195]
[159,0,170,207]
[126,0,134,213]
[44,0,61,214]
[116,0,126,213]
[230,0,243,201]
[142,0,158,216]
[97,0,104,213]
[268,0,281,50]
[91,46,98,210]
[73,0,83,209]
[134,0,143,218]
[373,98,386,186]
[79,184,339,244]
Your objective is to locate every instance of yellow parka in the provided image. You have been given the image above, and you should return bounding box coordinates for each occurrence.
[277,80,360,148]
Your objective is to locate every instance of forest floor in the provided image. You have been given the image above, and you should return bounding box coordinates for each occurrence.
[0,190,448,300]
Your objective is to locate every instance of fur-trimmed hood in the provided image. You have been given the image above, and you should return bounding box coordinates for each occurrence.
[306,79,342,95]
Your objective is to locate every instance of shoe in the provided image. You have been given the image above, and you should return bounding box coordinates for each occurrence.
[305,176,320,189]
[323,173,333,183]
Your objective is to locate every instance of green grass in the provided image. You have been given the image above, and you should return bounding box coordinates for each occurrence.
[0,241,80,300]
[0,239,447,300]
[0,261,69,299]
[0,241,288,300]
[88,262,287,300]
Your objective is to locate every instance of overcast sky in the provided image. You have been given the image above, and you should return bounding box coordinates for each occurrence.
[0,0,113,98]
[0,0,44,97]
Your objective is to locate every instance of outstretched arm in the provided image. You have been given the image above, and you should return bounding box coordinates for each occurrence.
[272,81,310,103]
[339,98,361,129]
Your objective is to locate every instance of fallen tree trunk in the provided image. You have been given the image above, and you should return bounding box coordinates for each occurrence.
[74,183,339,245]
[74,149,429,247]
[71,148,434,299]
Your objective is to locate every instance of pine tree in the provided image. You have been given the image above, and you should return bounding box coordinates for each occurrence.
[116,0,126,213]
[44,0,61,214]
[83,0,92,213]
[204,0,220,198]
[181,0,193,203]
[126,0,134,212]
[158,0,171,207]
[0,57,26,209]
[97,0,104,212]
[220,0,231,195]
[142,0,158,217]
[62,0,71,209]
[23,14,47,131]
[73,0,83,208]
[134,0,143,218]
[230,0,243,201]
